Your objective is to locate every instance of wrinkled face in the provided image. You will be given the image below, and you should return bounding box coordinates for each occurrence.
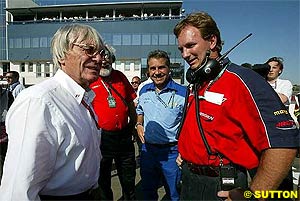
[60,40,104,89]
[148,57,170,89]
[99,47,114,77]
[177,25,215,70]
[99,62,112,77]
[267,61,281,81]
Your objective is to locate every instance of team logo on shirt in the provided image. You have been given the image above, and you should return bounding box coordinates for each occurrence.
[199,112,214,121]
[275,120,297,130]
[273,109,289,116]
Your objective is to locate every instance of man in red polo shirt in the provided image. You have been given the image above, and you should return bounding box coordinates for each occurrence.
[90,44,137,200]
[174,12,299,200]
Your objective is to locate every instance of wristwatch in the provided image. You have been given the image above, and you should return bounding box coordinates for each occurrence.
[135,122,143,129]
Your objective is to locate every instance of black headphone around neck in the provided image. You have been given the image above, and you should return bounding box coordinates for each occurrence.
[185,33,253,85]
[186,50,223,84]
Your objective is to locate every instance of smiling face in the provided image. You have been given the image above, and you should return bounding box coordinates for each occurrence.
[148,57,170,90]
[60,40,104,89]
[177,25,217,70]
[267,61,282,82]
[51,24,105,89]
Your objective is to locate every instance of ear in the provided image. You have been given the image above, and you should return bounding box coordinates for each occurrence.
[209,35,218,50]
[59,58,65,66]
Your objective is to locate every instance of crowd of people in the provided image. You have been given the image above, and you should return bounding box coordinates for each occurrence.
[0,11,299,201]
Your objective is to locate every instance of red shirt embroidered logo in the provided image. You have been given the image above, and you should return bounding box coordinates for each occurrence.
[275,120,297,130]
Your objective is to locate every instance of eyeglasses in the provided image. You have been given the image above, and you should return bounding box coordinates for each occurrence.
[131,81,140,85]
[73,43,105,58]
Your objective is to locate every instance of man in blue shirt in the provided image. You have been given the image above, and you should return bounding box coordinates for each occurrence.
[136,49,187,201]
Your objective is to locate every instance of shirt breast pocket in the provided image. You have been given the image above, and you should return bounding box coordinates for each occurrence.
[161,105,182,128]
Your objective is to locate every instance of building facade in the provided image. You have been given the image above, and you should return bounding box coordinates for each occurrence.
[1,0,186,86]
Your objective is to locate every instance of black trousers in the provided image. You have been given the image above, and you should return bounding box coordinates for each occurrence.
[180,162,247,200]
[98,128,136,200]
[40,190,93,200]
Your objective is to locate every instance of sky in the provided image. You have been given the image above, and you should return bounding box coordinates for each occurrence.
[183,0,300,85]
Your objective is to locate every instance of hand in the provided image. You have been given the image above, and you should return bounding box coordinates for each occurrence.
[136,126,145,143]
[218,188,250,201]
[176,153,183,168]
[218,190,231,201]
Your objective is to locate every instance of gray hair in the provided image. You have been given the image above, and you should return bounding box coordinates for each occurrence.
[51,24,104,69]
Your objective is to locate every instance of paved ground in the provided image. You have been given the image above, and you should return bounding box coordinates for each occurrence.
[100,143,300,200]
[110,143,166,200]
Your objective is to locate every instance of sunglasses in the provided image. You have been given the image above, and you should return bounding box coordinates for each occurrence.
[73,43,106,58]
[267,57,284,64]
[131,81,140,85]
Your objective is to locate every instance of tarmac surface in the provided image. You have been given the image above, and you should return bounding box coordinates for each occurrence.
[107,142,166,200]
[101,143,300,200]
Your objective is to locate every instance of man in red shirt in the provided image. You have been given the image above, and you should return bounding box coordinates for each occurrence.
[90,45,137,200]
[174,12,299,200]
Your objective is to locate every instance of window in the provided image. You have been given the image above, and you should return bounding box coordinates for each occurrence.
[15,38,22,48]
[45,63,50,77]
[142,34,151,45]
[36,63,41,77]
[132,34,141,45]
[115,60,122,71]
[23,38,30,48]
[9,39,13,48]
[20,63,25,72]
[125,61,130,71]
[122,34,131,45]
[100,33,111,44]
[32,38,39,48]
[40,37,48,47]
[48,37,52,47]
[159,34,168,45]
[151,34,158,45]
[29,62,33,72]
[141,58,147,67]
[169,34,176,45]
[112,34,121,45]
[134,60,140,71]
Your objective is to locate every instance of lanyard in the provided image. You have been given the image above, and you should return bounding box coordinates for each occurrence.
[101,80,112,96]
[197,62,230,100]
[193,62,230,157]
[81,100,100,130]
[155,90,176,109]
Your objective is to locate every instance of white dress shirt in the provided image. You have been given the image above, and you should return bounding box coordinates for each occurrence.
[0,69,102,201]
[269,78,293,103]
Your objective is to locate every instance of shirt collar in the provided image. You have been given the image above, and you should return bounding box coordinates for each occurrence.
[9,81,20,90]
[54,69,95,105]
[221,57,230,66]
[145,78,177,93]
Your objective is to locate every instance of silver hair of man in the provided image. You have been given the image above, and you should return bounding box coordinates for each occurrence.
[51,23,104,70]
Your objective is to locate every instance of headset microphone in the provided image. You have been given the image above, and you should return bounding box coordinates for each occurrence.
[186,33,253,84]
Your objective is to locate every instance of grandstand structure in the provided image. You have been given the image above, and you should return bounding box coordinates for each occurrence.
[0,0,185,86]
